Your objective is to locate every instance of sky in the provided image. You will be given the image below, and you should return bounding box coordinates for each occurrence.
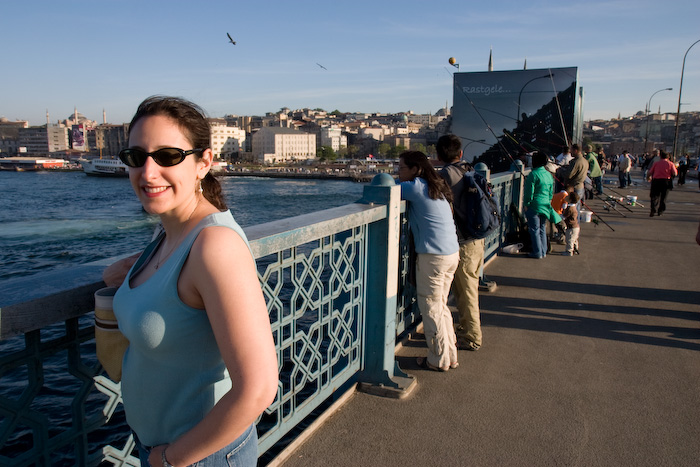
[2,0,699,126]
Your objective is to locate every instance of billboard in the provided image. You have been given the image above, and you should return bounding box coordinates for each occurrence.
[452,67,582,172]
[72,124,86,151]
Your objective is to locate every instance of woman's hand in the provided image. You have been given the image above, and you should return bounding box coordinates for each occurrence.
[148,444,169,467]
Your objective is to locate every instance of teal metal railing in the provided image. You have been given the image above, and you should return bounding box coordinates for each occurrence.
[0,168,526,466]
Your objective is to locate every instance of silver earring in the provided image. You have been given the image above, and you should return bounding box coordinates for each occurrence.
[197,179,203,194]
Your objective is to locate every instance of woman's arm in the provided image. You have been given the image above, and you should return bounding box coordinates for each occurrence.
[102,253,140,287]
[149,226,278,467]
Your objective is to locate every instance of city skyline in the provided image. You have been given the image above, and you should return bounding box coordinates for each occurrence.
[2,1,699,126]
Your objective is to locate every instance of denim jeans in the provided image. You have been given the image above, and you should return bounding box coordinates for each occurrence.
[136,423,258,467]
[618,171,627,188]
[574,187,585,214]
[526,210,547,258]
[592,176,603,194]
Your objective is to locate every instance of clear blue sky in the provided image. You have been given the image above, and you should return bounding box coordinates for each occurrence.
[2,0,699,126]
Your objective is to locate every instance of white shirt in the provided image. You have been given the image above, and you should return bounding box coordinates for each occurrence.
[556,152,573,166]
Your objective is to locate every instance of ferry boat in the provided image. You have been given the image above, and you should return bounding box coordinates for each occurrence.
[81,158,129,177]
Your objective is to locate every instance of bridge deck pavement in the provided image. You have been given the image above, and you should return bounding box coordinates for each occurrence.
[277,171,700,467]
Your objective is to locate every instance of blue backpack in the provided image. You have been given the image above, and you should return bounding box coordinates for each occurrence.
[454,171,501,239]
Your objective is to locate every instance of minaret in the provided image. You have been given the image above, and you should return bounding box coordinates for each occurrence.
[103,109,106,124]
[488,47,493,71]
[524,58,527,70]
[46,109,49,125]
[74,107,78,124]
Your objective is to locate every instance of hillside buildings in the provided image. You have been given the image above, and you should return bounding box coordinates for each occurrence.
[2,105,697,165]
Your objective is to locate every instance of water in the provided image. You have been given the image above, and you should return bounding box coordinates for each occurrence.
[0,171,365,285]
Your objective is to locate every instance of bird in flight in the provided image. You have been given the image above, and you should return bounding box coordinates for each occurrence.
[227,33,236,45]
[316,63,327,70]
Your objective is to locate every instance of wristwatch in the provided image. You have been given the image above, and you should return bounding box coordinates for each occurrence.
[162,448,175,467]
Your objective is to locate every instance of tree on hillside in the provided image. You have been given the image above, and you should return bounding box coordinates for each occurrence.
[346,144,359,158]
[388,145,407,158]
[378,142,391,157]
[317,146,337,162]
[411,142,427,154]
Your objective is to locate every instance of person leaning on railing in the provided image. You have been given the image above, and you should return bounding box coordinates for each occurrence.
[107,96,278,467]
[398,151,460,372]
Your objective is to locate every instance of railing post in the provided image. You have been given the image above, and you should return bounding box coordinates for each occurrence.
[511,160,525,212]
[356,173,415,398]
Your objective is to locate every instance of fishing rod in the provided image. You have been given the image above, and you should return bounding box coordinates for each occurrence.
[580,198,615,231]
[600,193,634,213]
[605,186,646,208]
[548,68,570,148]
[594,193,628,217]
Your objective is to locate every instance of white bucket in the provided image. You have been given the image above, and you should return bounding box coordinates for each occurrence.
[501,243,523,254]
[627,195,637,206]
[580,210,593,223]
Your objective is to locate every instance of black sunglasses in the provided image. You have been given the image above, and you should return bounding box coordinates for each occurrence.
[118,147,204,168]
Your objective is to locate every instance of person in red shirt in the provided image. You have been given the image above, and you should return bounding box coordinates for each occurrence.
[646,150,678,217]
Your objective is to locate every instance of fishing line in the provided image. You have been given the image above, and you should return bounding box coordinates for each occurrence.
[549,68,570,148]
[447,70,521,173]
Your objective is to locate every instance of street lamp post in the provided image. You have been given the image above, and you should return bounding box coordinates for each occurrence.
[672,39,700,159]
[461,138,487,162]
[644,87,672,150]
[517,73,554,124]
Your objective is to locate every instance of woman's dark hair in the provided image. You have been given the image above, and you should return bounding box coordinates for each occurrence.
[659,149,668,159]
[532,151,548,169]
[399,151,453,203]
[128,96,227,210]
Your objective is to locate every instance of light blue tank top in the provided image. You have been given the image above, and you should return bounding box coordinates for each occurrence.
[113,210,253,446]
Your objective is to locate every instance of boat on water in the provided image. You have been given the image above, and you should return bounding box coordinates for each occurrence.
[81,158,129,177]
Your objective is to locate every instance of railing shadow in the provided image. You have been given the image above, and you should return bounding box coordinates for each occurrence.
[482,296,700,351]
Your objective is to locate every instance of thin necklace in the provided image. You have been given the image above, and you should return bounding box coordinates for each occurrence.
[154,198,200,270]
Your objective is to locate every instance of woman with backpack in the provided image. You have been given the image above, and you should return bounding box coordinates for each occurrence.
[398,151,460,372]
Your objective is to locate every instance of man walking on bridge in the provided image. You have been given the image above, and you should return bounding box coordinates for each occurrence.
[437,134,483,351]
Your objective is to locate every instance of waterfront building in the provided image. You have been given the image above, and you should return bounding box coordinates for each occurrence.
[17,125,69,155]
[209,119,246,160]
[320,126,347,152]
[252,127,316,163]
[0,118,29,155]
[92,124,129,157]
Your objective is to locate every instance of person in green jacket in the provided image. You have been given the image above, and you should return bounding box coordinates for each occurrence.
[524,152,562,258]
[585,144,603,194]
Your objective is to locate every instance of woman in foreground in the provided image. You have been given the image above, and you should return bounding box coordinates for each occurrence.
[398,151,460,372]
[113,96,278,466]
